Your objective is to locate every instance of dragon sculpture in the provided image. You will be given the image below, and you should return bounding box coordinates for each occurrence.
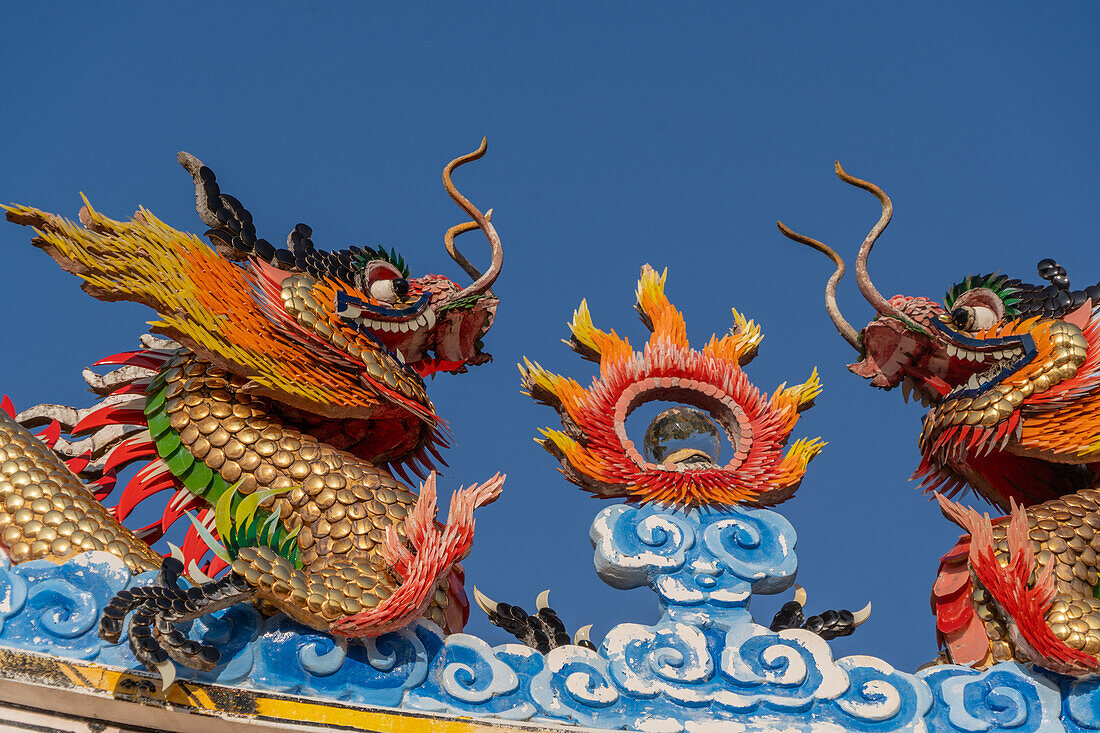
[781,163,1100,676]
[2,141,505,681]
[475,265,870,649]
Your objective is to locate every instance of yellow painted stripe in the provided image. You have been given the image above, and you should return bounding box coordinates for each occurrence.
[0,650,541,733]
[254,696,483,733]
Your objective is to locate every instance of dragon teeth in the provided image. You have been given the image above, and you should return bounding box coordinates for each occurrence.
[354,313,431,333]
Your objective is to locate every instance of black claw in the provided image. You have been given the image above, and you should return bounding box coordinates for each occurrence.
[770,600,806,632]
[770,590,864,641]
[479,590,593,654]
[99,567,253,675]
[137,636,161,652]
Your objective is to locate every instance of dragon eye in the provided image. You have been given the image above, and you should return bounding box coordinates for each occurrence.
[369,279,408,303]
[951,307,973,329]
[951,305,997,332]
[948,286,1007,331]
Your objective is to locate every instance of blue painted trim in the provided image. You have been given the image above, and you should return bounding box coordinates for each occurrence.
[336,290,431,320]
[930,318,1039,398]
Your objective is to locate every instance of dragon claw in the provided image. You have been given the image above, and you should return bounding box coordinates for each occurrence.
[472,586,499,615]
[770,586,869,640]
[99,565,254,680]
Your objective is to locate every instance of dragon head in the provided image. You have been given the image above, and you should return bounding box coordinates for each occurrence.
[5,141,502,472]
[782,164,1100,512]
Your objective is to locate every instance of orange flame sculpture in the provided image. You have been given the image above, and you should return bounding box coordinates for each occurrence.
[521,265,825,509]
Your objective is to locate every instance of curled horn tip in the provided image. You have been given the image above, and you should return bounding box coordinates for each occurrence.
[834,160,862,187]
[834,161,891,206]
[776,221,802,241]
[447,138,488,173]
[851,601,872,627]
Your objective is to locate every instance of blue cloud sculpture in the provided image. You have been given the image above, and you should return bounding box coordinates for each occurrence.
[0,503,1085,731]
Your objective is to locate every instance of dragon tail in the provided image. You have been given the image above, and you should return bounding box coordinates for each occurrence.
[10,336,225,577]
[0,395,161,572]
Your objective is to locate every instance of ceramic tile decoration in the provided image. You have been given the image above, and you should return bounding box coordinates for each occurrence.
[1,149,1099,731]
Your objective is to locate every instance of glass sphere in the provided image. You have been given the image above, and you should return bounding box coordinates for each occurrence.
[642,406,721,464]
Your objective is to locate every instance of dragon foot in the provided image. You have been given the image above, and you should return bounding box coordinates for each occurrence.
[474,588,594,653]
[769,584,871,640]
[99,558,253,681]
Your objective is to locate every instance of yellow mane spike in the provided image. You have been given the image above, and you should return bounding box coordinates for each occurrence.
[774,437,827,488]
[636,265,688,349]
[569,299,600,354]
[568,298,636,363]
[701,307,763,366]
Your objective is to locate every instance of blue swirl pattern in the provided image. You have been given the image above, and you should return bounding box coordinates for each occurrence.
[0,505,1098,731]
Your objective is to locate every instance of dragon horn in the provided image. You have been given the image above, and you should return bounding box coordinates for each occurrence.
[835,162,929,335]
[776,220,861,351]
[779,163,929,348]
[439,139,503,304]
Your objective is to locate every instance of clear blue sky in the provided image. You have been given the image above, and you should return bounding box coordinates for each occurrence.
[3,3,1099,673]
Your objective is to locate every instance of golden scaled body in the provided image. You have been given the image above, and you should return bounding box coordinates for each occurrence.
[932,487,1100,676]
[0,348,452,632]
[0,411,160,573]
[970,491,1100,665]
[162,350,451,630]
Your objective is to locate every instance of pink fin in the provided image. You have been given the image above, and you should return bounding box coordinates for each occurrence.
[945,614,991,666]
[933,558,971,597]
[1065,299,1093,330]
